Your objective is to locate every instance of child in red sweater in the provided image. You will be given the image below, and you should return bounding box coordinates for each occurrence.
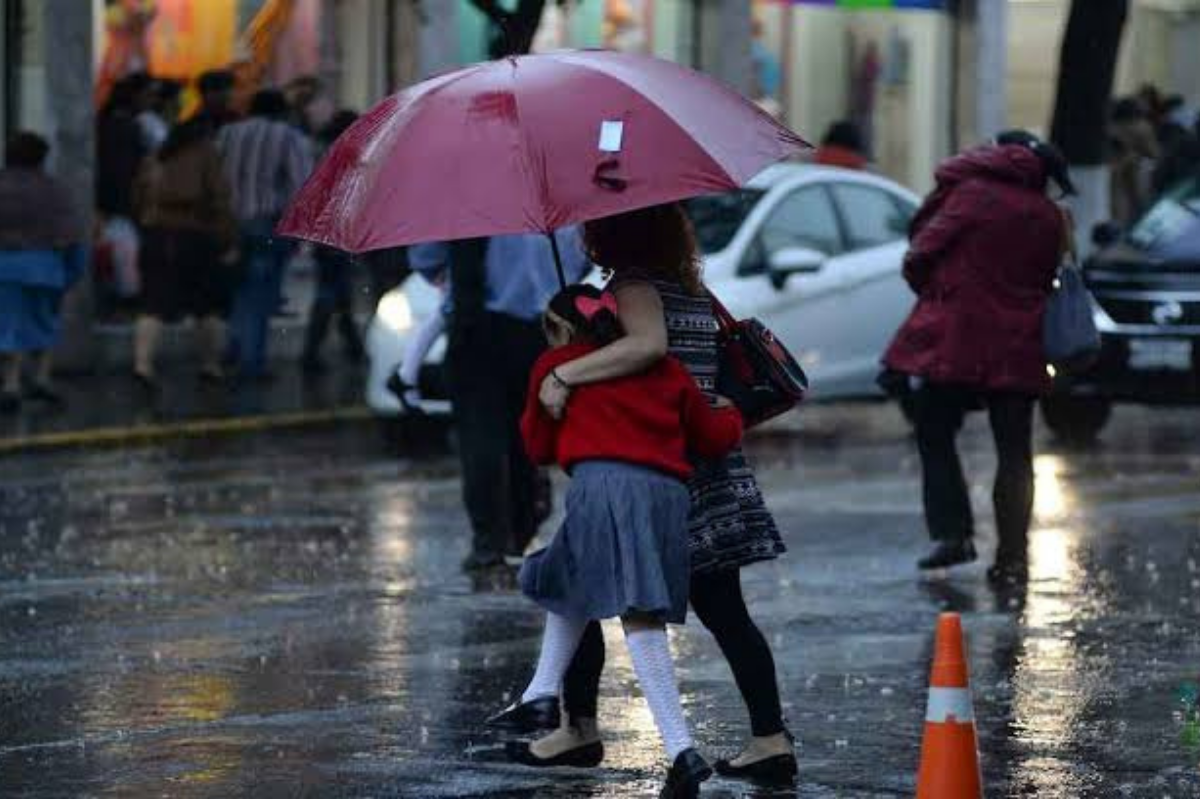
[503,284,743,796]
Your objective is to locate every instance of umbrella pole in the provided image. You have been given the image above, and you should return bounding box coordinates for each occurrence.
[547,231,567,288]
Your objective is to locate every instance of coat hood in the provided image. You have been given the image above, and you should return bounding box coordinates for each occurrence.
[934,145,1048,193]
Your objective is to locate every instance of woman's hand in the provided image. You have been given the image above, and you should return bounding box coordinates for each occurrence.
[712,394,734,408]
[539,372,572,420]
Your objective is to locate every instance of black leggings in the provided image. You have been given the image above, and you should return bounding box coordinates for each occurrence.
[562,569,785,737]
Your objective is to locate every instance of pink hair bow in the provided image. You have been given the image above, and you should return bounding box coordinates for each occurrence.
[575,292,618,320]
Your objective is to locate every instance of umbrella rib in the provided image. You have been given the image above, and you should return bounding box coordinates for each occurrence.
[507,66,551,235]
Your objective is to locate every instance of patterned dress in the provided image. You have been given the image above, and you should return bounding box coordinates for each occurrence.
[613,274,786,574]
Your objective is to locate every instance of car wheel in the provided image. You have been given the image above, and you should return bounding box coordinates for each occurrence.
[1040,396,1112,445]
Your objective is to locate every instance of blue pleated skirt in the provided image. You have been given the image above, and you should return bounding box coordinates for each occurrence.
[519,460,692,624]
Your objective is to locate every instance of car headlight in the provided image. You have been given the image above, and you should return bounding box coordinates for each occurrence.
[376,291,414,332]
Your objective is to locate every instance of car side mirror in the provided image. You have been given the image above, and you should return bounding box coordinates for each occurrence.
[768,246,825,290]
[1092,222,1122,249]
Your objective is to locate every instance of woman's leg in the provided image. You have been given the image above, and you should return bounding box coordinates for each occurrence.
[2,353,21,393]
[0,354,18,412]
[691,569,791,762]
[987,393,1036,569]
[622,615,694,761]
[562,620,604,720]
[32,351,52,387]
[198,316,227,377]
[133,315,162,379]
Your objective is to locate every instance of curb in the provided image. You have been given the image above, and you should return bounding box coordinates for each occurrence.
[0,406,374,455]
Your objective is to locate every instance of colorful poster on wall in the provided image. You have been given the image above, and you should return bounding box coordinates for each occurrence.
[605,0,649,52]
[786,1,945,8]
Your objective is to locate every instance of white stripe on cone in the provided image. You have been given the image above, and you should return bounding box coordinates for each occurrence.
[925,687,975,723]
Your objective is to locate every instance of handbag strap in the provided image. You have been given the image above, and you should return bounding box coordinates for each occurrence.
[706,287,738,333]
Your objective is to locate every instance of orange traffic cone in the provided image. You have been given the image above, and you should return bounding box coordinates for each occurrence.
[916,612,983,798]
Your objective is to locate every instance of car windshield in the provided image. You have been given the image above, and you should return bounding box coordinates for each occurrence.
[684,190,766,254]
[1127,177,1200,260]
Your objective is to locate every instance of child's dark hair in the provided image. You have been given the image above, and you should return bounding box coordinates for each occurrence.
[546,285,625,346]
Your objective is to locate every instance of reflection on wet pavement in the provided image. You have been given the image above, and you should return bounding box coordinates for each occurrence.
[1,405,1199,797]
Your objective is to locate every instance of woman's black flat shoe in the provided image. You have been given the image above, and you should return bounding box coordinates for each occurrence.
[713,752,798,785]
[660,748,713,798]
[505,739,604,768]
[485,695,560,732]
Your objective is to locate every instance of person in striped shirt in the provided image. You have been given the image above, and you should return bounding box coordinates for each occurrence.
[215,89,314,380]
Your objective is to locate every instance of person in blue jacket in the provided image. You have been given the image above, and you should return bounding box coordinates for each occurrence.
[0,132,85,413]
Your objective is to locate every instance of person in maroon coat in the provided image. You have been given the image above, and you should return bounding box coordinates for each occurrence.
[882,131,1074,580]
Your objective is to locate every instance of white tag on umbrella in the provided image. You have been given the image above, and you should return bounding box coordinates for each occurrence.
[599,120,624,153]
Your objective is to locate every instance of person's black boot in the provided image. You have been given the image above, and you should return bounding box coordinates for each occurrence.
[486,696,561,732]
[987,549,1029,584]
[918,540,977,571]
[660,748,713,799]
[0,392,19,415]
[26,383,65,406]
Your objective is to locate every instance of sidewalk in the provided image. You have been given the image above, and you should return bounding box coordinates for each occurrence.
[0,259,380,453]
[0,358,371,453]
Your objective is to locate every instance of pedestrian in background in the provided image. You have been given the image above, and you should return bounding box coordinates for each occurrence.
[191,70,239,131]
[0,133,85,414]
[416,230,590,573]
[881,131,1074,582]
[499,204,795,787]
[216,89,313,381]
[131,119,238,392]
[137,77,182,154]
[96,73,150,225]
[1108,97,1158,226]
[814,120,869,171]
[95,74,150,308]
[301,110,365,374]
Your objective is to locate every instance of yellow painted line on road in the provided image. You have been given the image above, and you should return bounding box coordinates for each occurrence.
[0,406,373,455]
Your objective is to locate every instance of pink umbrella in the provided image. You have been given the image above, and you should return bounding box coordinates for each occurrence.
[277,49,807,282]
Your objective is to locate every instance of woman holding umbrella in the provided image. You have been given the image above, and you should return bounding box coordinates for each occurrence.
[275,47,807,789]
[489,203,796,785]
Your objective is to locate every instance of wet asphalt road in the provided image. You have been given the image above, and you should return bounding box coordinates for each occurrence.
[1,404,1199,798]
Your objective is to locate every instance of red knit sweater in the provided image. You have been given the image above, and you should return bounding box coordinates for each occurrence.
[521,343,744,480]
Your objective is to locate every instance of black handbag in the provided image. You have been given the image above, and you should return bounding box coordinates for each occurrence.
[711,291,808,427]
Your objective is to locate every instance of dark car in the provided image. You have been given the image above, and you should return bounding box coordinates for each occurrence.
[1042,176,1200,442]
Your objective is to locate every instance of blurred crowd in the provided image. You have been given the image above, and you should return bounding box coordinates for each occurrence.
[94,69,387,400]
[0,69,404,416]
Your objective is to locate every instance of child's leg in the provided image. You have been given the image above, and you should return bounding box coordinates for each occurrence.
[523,612,587,703]
[396,311,445,402]
[623,616,694,760]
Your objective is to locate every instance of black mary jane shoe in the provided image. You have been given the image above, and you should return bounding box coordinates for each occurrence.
[660,748,713,799]
[713,752,798,785]
[485,695,561,733]
[505,739,604,768]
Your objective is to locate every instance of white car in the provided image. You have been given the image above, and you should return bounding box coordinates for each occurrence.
[365,163,921,416]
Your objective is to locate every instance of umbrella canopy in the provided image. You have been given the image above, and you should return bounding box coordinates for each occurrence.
[277,49,807,254]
